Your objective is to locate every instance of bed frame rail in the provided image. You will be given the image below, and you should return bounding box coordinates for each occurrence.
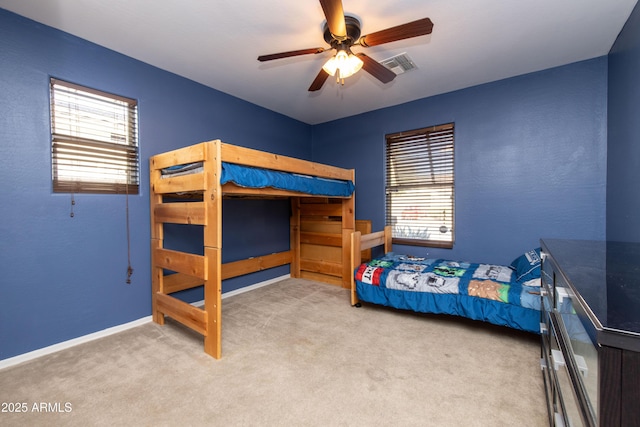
[220,142,353,182]
[350,226,392,306]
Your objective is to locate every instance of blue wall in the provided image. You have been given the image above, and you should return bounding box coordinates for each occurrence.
[2,2,634,362]
[312,58,608,265]
[608,1,640,242]
[0,9,310,361]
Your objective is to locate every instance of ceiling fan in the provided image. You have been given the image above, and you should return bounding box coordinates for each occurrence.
[257,0,434,91]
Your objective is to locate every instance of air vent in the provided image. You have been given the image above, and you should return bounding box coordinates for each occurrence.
[380,53,417,75]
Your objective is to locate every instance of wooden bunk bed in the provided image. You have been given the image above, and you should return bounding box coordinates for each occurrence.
[150,140,355,359]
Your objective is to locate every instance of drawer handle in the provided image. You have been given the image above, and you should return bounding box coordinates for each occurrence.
[551,349,565,371]
[539,322,548,334]
[556,287,569,304]
[575,354,588,378]
[551,350,589,377]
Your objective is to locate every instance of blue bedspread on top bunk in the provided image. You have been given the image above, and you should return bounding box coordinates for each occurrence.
[354,253,541,333]
[162,162,355,197]
[221,162,354,197]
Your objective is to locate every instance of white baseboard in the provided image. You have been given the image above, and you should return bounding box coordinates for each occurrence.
[197,274,291,305]
[0,274,289,371]
[0,317,152,371]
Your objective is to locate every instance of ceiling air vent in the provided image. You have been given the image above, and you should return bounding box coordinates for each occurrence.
[380,53,417,75]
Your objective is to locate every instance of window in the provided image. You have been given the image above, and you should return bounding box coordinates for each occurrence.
[385,123,455,248]
[50,78,139,194]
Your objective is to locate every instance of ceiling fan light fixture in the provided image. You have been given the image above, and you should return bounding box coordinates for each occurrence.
[257,2,432,92]
[322,49,363,80]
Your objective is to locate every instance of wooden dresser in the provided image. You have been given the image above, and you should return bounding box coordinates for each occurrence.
[540,239,640,427]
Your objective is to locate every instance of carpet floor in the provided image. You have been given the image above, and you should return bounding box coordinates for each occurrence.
[0,278,547,426]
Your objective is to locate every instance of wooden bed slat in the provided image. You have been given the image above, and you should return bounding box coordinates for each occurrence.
[220,143,353,181]
[156,293,208,336]
[360,230,388,250]
[300,258,342,277]
[300,202,344,217]
[150,142,209,170]
[221,183,347,198]
[154,248,205,279]
[301,220,341,234]
[300,271,342,286]
[163,272,204,294]
[154,202,206,225]
[153,173,205,194]
[301,244,341,264]
[300,231,342,247]
[221,251,292,280]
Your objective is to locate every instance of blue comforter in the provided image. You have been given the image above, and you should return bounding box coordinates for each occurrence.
[221,162,354,197]
[354,253,541,333]
[162,161,355,197]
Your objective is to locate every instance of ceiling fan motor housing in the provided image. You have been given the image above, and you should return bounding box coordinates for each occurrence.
[323,15,361,47]
[257,0,432,92]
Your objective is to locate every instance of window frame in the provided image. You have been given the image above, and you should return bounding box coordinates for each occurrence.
[385,123,455,249]
[50,78,139,195]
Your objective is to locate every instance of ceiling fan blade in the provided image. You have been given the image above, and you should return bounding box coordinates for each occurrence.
[258,48,326,62]
[357,53,396,84]
[319,0,347,39]
[359,18,434,47]
[308,68,331,92]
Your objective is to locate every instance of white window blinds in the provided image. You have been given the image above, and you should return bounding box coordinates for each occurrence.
[51,78,139,194]
[386,123,455,248]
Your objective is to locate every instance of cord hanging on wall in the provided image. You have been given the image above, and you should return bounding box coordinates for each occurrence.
[70,193,75,218]
[125,181,134,284]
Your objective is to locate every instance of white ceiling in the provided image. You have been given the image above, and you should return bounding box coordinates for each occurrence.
[1,0,637,124]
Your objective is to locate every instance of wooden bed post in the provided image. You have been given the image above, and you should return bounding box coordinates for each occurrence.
[150,157,165,325]
[203,247,221,359]
[290,197,301,278]
[384,225,393,253]
[350,226,393,306]
[203,140,223,359]
[150,239,164,325]
[341,170,355,288]
[350,230,362,306]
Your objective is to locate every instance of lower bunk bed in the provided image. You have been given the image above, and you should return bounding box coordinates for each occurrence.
[150,140,356,359]
[350,226,541,334]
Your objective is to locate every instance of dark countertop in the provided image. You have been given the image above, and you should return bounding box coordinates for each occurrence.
[542,238,640,351]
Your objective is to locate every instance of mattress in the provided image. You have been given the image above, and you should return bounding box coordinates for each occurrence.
[354,253,541,333]
[162,162,355,197]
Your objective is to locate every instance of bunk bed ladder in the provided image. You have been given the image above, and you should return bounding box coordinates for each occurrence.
[150,140,222,359]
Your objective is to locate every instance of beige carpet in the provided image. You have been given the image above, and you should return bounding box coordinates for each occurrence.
[0,278,547,426]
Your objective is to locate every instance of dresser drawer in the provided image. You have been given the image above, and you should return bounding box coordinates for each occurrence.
[554,280,598,423]
[550,317,586,427]
[541,239,640,427]
[541,334,556,426]
[540,271,555,425]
